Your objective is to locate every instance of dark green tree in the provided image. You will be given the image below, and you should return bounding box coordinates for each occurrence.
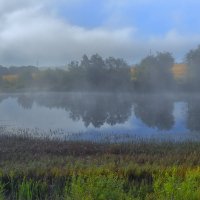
[185,45,200,91]
[136,52,175,91]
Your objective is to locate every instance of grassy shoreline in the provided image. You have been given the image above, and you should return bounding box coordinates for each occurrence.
[0,134,199,199]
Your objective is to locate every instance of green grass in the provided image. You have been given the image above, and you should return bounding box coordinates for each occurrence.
[0,134,199,199]
[153,168,200,200]
[0,167,199,199]
[0,182,5,200]
[64,174,132,200]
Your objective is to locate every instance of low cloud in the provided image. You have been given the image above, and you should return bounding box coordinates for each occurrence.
[0,0,199,66]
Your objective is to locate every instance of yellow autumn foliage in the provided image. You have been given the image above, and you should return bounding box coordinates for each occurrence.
[130,63,188,80]
[2,74,19,82]
[171,63,187,79]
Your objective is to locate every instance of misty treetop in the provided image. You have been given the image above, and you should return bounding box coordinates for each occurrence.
[135,52,175,91]
[185,45,200,90]
[0,46,200,92]
[0,54,131,92]
[67,54,131,91]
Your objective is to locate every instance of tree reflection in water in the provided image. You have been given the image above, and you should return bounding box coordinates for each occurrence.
[187,97,200,132]
[134,96,174,130]
[17,95,34,110]
[11,93,200,132]
[16,93,132,128]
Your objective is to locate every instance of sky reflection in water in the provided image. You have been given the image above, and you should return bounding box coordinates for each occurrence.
[0,93,199,141]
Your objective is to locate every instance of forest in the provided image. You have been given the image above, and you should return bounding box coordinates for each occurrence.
[1,45,200,93]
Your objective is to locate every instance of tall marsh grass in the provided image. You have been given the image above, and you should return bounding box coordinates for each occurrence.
[153,168,200,200]
[0,134,199,199]
[64,174,132,200]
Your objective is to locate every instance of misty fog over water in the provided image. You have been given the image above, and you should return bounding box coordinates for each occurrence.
[0,92,200,142]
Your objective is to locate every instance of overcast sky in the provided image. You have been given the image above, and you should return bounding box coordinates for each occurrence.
[0,0,200,66]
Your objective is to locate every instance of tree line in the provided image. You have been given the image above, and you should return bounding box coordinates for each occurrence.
[1,45,200,92]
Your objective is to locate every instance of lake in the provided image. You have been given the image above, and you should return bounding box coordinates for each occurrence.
[0,92,200,142]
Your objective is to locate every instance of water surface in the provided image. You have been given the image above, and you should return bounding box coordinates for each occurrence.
[0,92,200,141]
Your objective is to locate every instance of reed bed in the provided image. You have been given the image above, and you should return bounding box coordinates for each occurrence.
[0,133,199,199]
